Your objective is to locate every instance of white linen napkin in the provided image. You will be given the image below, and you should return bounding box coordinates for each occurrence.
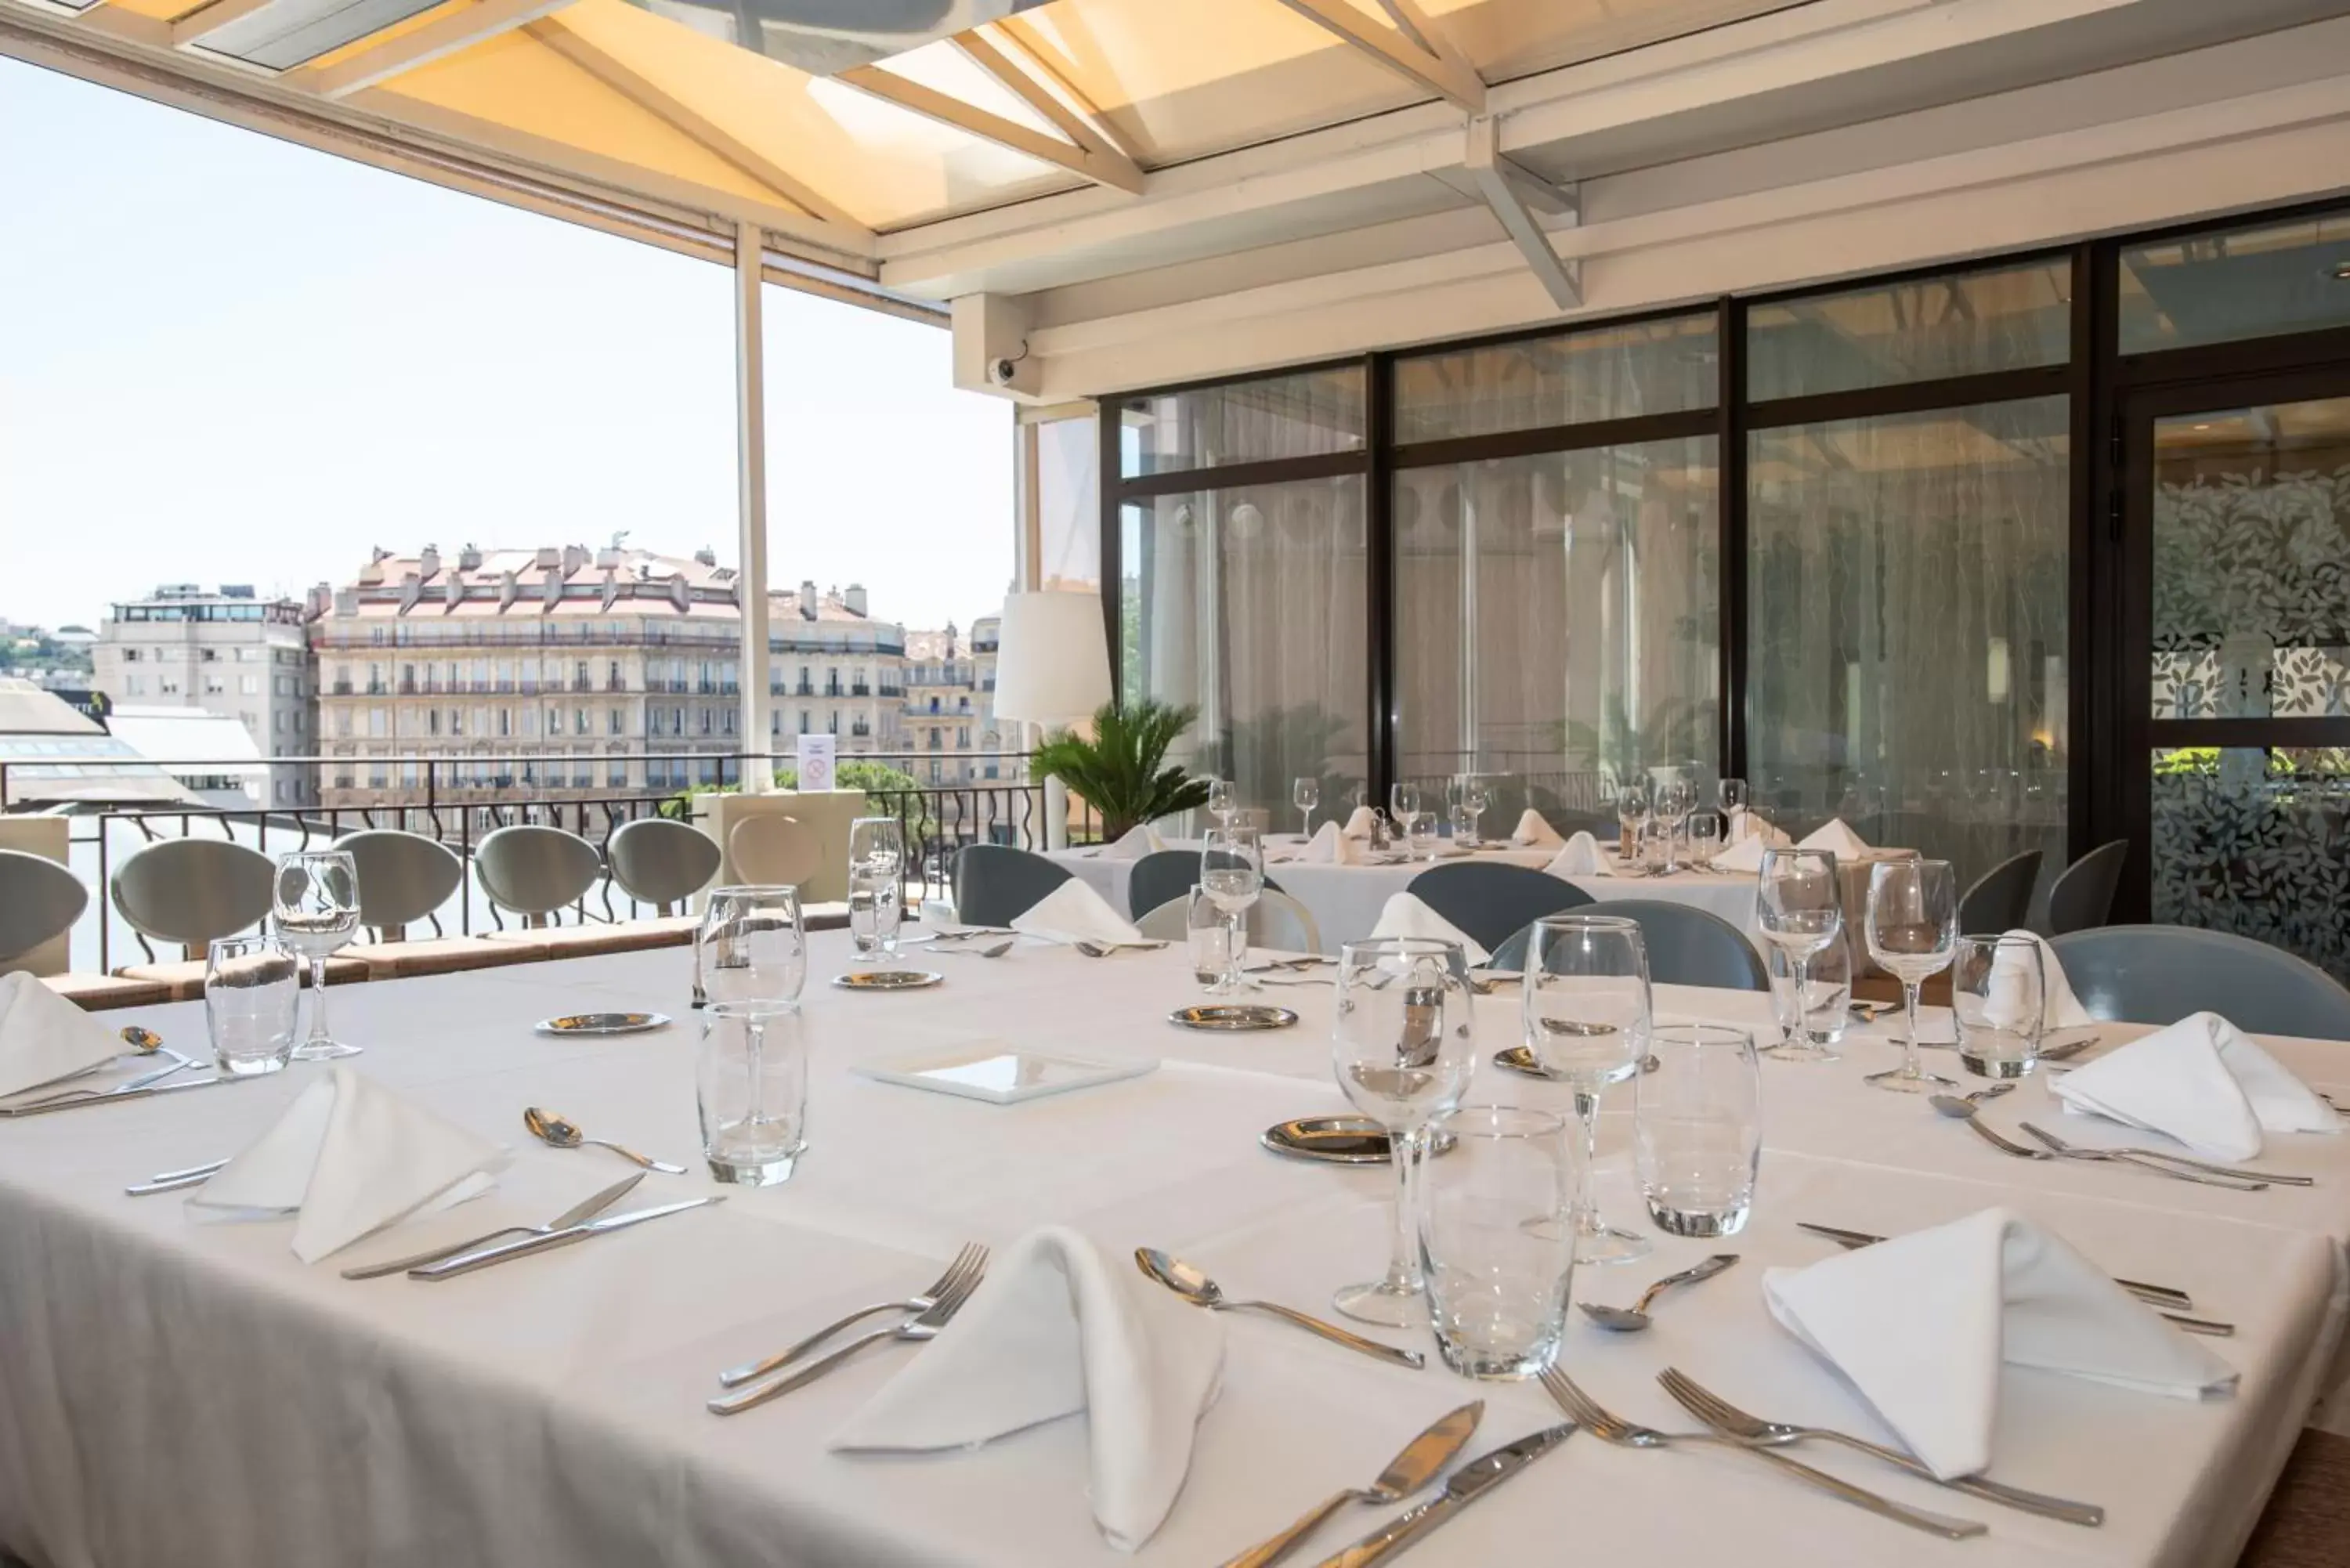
[831,1226,1223,1552]
[1367,893,1489,966]
[1293,820,1354,866]
[1797,818,1872,858]
[1709,829,1788,873]
[0,971,127,1099]
[1341,805,1381,840]
[1510,810,1564,849]
[1983,929,2095,1033]
[1543,832,1605,878]
[187,1066,507,1263]
[1095,824,1164,861]
[2052,1011,2337,1161]
[1764,1207,2236,1480]
[1011,880,1148,947]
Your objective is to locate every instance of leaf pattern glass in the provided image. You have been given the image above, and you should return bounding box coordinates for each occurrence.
[2151,748,2350,982]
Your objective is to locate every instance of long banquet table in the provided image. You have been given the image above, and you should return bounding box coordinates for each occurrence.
[2,934,2345,1568]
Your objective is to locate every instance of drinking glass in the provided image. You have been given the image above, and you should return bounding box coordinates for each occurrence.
[1388,782,1422,844]
[697,1001,807,1187]
[846,816,904,964]
[274,850,361,1060]
[1443,774,1467,818]
[1719,777,1748,816]
[1523,915,1651,1266]
[1420,1106,1574,1379]
[1292,777,1320,837]
[1614,779,1650,862]
[1654,778,1693,872]
[1953,933,2044,1079]
[699,885,807,1006]
[1185,884,1241,989]
[1753,847,1843,1063]
[1448,804,1476,846]
[1768,927,1850,1054]
[1462,776,1492,844]
[1864,858,1960,1093]
[1685,811,1723,869]
[1201,825,1263,994]
[1636,1024,1761,1237]
[1406,814,1439,862]
[205,935,298,1077]
[1206,779,1237,826]
[1331,936,1477,1328]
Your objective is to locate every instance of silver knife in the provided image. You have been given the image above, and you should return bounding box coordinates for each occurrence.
[410,1194,725,1280]
[0,1075,228,1118]
[342,1172,646,1278]
[1311,1423,1575,1568]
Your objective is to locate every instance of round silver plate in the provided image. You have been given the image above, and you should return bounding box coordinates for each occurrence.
[1260,1115,1458,1165]
[830,970,944,991]
[1492,1045,1661,1079]
[534,1011,671,1037]
[1169,1003,1298,1032]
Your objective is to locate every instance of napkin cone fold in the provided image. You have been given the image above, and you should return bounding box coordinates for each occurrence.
[831,1227,1223,1552]
[1368,893,1488,966]
[0,971,128,1098]
[1010,880,1147,947]
[1982,930,2095,1033]
[1297,820,1354,865]
[1711,826,1791,873]
[1511,810,1564,849]
[1543,832,1605,878]
[1796,818,1872,858]
[1097,824,1164,861]
[2052,1011,2336,1161]
[1341,805,1381,840]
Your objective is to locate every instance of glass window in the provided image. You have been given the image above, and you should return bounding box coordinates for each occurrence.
[2152,748,2348,981]
[2120,207,2350,354]
[1394,313,1718,443]
[1119,366,1365,476]
[1034,412,1102,590]
[1745,260,2071,401]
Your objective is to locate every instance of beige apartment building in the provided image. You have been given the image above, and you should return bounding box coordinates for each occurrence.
[93,583,319,808]
[901,616,1003,786]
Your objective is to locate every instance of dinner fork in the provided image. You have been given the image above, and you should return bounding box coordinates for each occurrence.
[1654,1367,2104,1526]
[2015,1123,2270,1190]
[2018,1122,2309,1186]
[716,1243,989,1389]
[16,1049,201,1108]
[708,1259,986,1416]
[1538,1368,1987,1540]
[1073,939,1168,957]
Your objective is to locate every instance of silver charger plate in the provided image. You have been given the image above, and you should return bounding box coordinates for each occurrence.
[1169,1003,1299,1032]
[831,970,944,991]
[535,1012,671,1037]
[1261,1115,1458,1165]
[1492,1045,1661,1079]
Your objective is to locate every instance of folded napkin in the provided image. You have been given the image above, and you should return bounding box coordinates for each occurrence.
[0,971,126,1099]
[1292,820,1355,866]
[1367,893,1489,966]
[1796,818,1871,858]
[1010,880,1148,947]
[1730,815,1791,849]
[2052,1010,2336,1161]
[1982,929,2095,1034]
[1095,824,1165,862]
[188,1067,504,1263]
[1511,809,1564,849]
[832,1226,1223,1552]
[1765,1208,2236,1480]
[1543,831,1605,878]
[1341,805,1381,840]
[1709,831,1781,873]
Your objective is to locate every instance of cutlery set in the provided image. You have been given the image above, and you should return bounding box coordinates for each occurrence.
[710,1244,992,1415]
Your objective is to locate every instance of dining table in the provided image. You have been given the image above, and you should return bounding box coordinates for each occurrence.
[0,931,2343,1568]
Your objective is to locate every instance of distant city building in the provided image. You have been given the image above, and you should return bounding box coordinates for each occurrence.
[901,616,1003,786]
[0,679,194,811]
[92,584,318,808]
[104,706,272,809]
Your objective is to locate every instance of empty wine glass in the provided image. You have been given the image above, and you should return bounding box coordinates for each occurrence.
[1460,775,1492,845]
[1864,858,1960,1093]
[1332,936,1477,1327]
[1655,778,1694,873]
[1614,779,1650,865]
[847,816,904,964]
[1753,848,1842,1062]
[275,850,361,1060]
[1524,914,1652,1266]
[1685,811,1723,869]
[698,885,806,1007]
[1206,779,1237,827]
[1719,777,1748,816]
[1201,824,1264,994]
[1292,776,1320,837]
[1389,782,1422,844]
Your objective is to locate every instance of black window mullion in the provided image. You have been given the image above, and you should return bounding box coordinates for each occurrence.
[1097,406,1123,708]
[1744,366,2071,432]
[1719,296,1748,784]
[1367,351,1397,807]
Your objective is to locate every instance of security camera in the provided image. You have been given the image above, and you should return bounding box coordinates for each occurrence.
[988,357,1021,387]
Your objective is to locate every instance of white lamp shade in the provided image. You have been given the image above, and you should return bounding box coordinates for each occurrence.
[992,591,1112,724]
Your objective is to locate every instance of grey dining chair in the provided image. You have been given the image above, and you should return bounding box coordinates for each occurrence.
[608,818,722,916]
[472,825,602,929]
[1126,849,1285,920]
[2046,840,2129,935]
[1137,889,1321,954]
[727,815,821,889]
[0,851,89,969]
[1405,862,1594,955]
[1491,898,1768,991]
[2052,925,2350,1041]
[952,844,1072,927]
[109,839,275,959]
[335,829,465,941]
[1957,848,2043,935]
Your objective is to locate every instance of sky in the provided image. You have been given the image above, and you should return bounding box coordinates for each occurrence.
[0,55,1015,635]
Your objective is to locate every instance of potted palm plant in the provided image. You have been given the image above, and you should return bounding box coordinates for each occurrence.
[1032,699,1213,842]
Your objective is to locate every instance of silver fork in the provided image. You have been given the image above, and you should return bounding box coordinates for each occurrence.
[1655,1367,2103,1526]
[1538,1368,1987,1540]
[1958,1115,2054,1161]
[16,1049,201,1108]
[2015,1123,2269,1190]
[717,1243,989,1388]
[709,1259,986,1416]
[2019,1122,2307,1187]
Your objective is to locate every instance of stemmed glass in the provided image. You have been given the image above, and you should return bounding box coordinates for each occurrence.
[1292,777,1320,838]
[1331,936,1477,1327]
[275,851,361,1060]
[846,816,904,965]
[1206,779,1237,828]
[1753,847,1842,1062]
[1388,782,1422,846]
[1614,779,1650,868]
[697,885,806,1162]
[1524,914,1653,1265]
[1864,859,1960,1093]
[1200,825,1263,994]
[1654,778,1693,873]
[1460,776,1491,846]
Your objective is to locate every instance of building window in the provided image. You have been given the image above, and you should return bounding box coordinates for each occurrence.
[608,709,623,735]
[957,725,970,746]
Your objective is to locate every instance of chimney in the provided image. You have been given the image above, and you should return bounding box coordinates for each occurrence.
[843,583,868,616]
[399,573,423,612]
[305,583,331,620]
[534,547,560,571]
[332,587,357,618]
[457,543,483,572]
[801,580,819,620]
[694,545,718,568]
[562,544,588,576]
[596,544,621,570]
[499,570,519,611]
[418,544,440,579]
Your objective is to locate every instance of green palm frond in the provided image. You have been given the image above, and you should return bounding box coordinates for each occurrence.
[1032,699,1212,840]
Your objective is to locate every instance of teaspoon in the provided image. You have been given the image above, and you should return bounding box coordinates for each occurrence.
[1134,1248,1423,1368]
[1580,1253,1740,1332]
[522,1107,687,1174]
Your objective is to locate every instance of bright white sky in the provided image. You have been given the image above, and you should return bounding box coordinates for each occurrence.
[0,56,1015,636]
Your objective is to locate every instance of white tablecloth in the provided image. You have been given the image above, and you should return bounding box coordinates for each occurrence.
[1,938,2344,1568]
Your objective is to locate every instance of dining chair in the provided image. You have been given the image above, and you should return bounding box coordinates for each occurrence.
[2052,925,2350,1040]
[952,844,1072,927]
[335,829,465,941]
[109,839,275,961]
[2046,840,2129,934]
[727,815,821,889]
[1491,898,1768,991]
[472,825,603,930]
[1126,849,1286,920]
[1956,848,2043,935]
[1405,862,1595,955]
[0,851,88,970]
[1133,890,1322,955]
[608,818,723,916]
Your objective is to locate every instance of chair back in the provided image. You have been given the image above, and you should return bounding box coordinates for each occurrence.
[727,815,821,889]
[110,839,274,956]
[2051,925,2350,1040]
[609,818,722,915]
[1405,862,1595,953]
[1127,851,1202,920]
[473,826,602,925]
[1957,849,2043,935]
[335,829,464,939]
[952,844,1072,927]
[2047,839,2128,935]
[1492,898,1766,990]
[1133,890,1323,956]
[0,851,88,968]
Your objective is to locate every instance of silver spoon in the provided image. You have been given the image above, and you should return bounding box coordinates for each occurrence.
[1133,1248,1423,1368]
[522,1106,687,1174]
[934,938,1014,958]
[1928,1083,2017,1118]
[1580,1253,1740,1331]
[1074,939,1167,956]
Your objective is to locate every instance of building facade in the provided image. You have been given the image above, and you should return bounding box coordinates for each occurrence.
[92,584,318,807]
[899,618,1002,789]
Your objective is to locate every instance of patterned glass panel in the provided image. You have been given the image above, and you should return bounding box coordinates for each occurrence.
[2151,748,2350,982]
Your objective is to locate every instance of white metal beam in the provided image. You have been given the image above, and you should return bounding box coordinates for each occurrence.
[1268,0,1484,114]
[284,0,576,99]
[837,63,1147,195]
[954,25,1145,191]
[985,20,1148,168]
[1463,114,1578,309]
[733,219,772,791]
[166,0,276,49]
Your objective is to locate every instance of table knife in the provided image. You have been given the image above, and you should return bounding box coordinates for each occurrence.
[0,1075,228,1118]
[410,1195,725,1280]
[1795,1221,2228,1333]
[1310,1423,1574,1568]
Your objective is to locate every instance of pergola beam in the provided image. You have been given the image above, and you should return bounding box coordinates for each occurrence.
[168,0,278,49]
[955,24,1145,187]
[284,0,575,100]
[837,62,1145,196]
[1463,114,1578,309]
[1270,0,1484,114]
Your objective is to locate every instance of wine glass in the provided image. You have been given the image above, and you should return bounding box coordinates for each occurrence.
[1753,848,1842,1062]
[1442,775,1466,819]
[698,885,806,1007]
[1685,811,1723,868]
[1331,936,1477,1327]
[1864,859,1959,1093]
[846,817,904,965]
[1206,779,1237,827]
[1388,782,1422,844]
[1524,915,1652,1265]
[1655,778,1693,873]
[1292,776,1320,838]
[1462,776,1492,845]
[1614,779,1650,868]
[1199,825,1263,994]
[274,851,361,1060]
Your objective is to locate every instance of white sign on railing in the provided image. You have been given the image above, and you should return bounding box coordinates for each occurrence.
[796,734,836,793]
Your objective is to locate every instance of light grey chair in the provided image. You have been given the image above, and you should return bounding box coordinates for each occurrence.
[336,829,465,941]
[0,851,88,969]
[1137,888,1321,954]
[2051,925,2350,1040]
[728,815,821,889]
[2047,840,2129,934]
[953,844,1072,927]
[1491,898,1768,991]
[608,818,722,916]
[1405,862,1595,954]
[1958,848,2043,935]
[473,826,602,929]
[109,839,275,960]
[1126,849,1288,920]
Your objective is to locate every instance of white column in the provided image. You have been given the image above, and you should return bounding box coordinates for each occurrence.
[1015,416,1071,847]
[734,220,774,793]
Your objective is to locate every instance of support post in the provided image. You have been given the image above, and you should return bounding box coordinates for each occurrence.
[735,221,775,792]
